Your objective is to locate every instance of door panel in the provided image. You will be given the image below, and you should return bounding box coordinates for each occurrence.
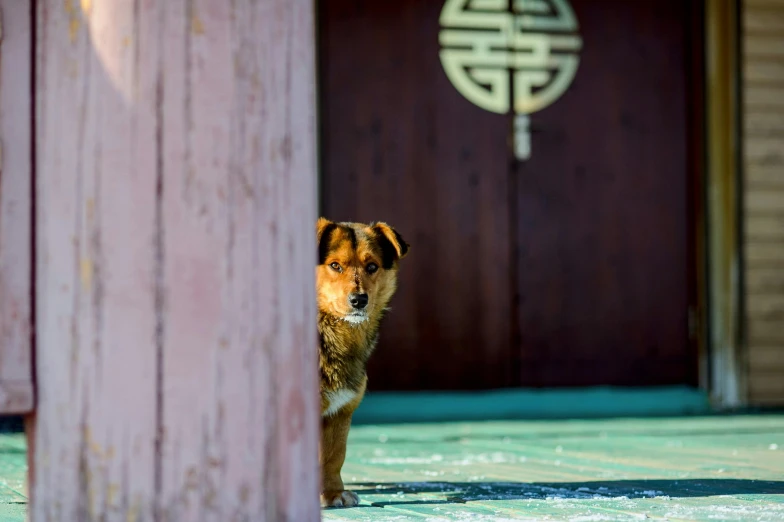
[319,0,699,391]
[320,0,515,391]
[513,0,696,386]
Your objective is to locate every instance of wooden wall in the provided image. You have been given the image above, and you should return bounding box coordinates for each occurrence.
[31,1,320,520]
[743,0,784,405]
[0,0,34,414]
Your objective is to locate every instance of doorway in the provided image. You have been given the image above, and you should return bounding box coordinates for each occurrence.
[318,0,703,391]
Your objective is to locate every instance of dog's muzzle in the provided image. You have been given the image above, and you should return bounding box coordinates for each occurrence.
[348,292,368,310]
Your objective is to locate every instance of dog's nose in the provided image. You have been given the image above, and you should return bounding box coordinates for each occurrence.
[348,292,368,310]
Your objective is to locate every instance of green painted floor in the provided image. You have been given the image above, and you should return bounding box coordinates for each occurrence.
[0,430,27,522]
[1,415,782,520]
[324,415,784,521]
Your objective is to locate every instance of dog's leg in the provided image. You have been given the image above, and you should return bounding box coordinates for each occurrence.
[320,377,366,508]
[320,408,358,507]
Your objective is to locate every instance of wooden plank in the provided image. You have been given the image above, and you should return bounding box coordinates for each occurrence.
[745,111,784,137]
[0,0,34,414]
[745,86,784,109]
[745,34,784,58]
[745,215,784,241]
[33,1,161,519]
[32,1,319,521]
[744,188,784,213]
[744,60,784,85]
[748,347,784,372]
[747,0,784,7]
[746,165,784,188]
[748,393,784,406]
[746,244,784,269]
[320,0,515,391]
[157,0,319,519]
[745,137,784,166]
[747,318,784,344]
[743,110,784,137]
[749,372,784,400]
[746,294,784,318]
[708,0,743,407]
[745,7,784,34]
[745,267,784,292]
[743,2,784,410]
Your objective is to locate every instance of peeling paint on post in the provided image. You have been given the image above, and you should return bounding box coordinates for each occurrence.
[0,0,34,414]
[32,1,320,520]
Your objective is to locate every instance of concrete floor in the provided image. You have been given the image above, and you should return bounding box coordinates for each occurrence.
[324,415,784,521]
[0,429,27,522]
[1,414,783,521]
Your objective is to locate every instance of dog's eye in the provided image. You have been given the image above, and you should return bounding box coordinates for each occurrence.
[366,263,378,274]
[329,262,342,272]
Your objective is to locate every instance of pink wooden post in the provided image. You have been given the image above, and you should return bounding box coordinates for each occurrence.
[32,1,319,520]
[0,0,34,414]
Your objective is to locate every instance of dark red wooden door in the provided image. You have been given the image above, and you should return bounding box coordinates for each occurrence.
[319,0,700,391]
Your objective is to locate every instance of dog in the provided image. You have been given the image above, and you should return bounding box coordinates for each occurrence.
[316,217,409,508]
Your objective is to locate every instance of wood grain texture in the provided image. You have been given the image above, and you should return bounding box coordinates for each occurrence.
[746,217,784,243]
[744,0,784,407]
[0,0,34,414]
[745,137,784,166]
[32,1,319,521]
[745,7,784,34]
[320,0,699,391]
[319,0,514,391]
[512,0,698,387]
[747,294,784,320]
[746,268,784,294]
[745,61,784,85]
[749,373,784,401]
[746,243,784,268]
[745,189,784,213]
[748,0,784,7]
[745,34,784,58]
[748,346,784,370]
[746,166,784,188]
[745,87,784,109]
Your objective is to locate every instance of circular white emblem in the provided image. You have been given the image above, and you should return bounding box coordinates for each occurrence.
[439,0,583,116]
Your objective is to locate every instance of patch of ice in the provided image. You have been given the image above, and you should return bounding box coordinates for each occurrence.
[451,452,523,465]
[366,454,444,464]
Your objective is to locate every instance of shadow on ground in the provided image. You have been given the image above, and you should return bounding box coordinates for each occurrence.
[344,479,784,507]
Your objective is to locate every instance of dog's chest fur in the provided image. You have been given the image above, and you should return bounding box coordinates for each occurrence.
[319,312,380,417]
[322,388,358,417]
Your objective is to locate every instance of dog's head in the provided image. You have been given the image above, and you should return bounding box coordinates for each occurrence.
[316,218,409,325]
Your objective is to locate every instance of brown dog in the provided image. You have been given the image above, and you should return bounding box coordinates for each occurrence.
[316,218,409,508]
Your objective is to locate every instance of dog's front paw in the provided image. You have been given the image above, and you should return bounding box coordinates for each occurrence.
[321,489,359,508]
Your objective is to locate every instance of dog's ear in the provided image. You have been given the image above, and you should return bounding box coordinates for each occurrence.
[371,222,409,268]
[317,217,333,243]
[317,217,337,264]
